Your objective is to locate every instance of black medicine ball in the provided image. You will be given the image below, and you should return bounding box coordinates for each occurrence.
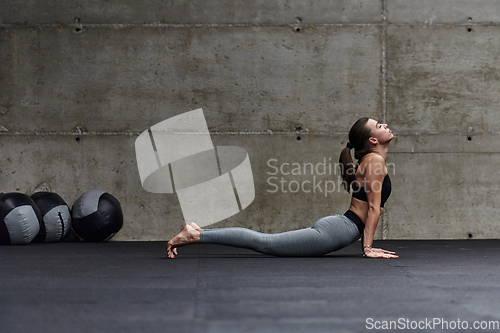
[71,190,123,242]
[30,192,71,242]
[0,192,42,245]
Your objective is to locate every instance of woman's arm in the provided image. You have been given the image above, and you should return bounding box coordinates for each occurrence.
[360,154,398,258]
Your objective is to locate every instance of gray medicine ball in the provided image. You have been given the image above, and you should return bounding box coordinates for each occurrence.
[0,192,42,245]
[71,190,123,242]
[30,192,71,242]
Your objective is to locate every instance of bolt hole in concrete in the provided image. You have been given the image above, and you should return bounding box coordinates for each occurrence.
[467,27,472,32]
[468,233,473,238]
[295,27,301,32]
[297,136,301,141]
[75,28,82,32]
[467,136,472,141]
[75,137,80,142]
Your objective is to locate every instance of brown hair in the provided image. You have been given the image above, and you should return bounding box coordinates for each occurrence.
[338,117,373,193]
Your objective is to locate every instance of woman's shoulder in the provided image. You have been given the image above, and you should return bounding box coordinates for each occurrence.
[360,152,385,165]
[358,153,386,176]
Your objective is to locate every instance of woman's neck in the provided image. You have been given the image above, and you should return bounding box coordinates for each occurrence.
[370,144,389,160]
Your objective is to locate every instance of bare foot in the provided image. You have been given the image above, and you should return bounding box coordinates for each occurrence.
[166,224,200,258]
[188,222,203,231]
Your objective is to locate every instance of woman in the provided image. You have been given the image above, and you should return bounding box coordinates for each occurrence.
[166,117,398,259]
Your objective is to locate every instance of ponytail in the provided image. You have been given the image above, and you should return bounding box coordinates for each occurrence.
[339,146,356,192]
[338,117,372,193]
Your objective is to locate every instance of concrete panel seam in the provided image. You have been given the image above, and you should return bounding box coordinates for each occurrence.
[392,132,500,136]
[384,22,500,27]
[0,22,383,29]
[382,211,388,240]
[381,0,388,124]
[0,130,350,136]
[4,131,500,137]
[0,131,141,136]
[392,152,500,155]
[2,22,500,28]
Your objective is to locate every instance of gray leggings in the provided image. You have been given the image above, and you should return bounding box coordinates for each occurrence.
[199,214,361,257]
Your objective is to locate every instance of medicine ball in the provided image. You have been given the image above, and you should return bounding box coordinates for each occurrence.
[71,190,123,242]
[0,192,42,245]
[30,192,71,242]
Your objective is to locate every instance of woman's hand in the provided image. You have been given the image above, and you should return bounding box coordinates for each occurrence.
[364,248,399,258]
[371,248,397,255]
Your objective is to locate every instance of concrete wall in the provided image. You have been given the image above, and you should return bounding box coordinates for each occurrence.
[1,0,500,241]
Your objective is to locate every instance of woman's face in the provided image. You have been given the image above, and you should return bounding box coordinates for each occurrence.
[367,118,393,144]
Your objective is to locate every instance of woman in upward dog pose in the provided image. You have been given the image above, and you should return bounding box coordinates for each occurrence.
[166,117,398,259]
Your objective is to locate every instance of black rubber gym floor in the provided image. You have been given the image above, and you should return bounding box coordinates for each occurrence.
[2,240,500,333]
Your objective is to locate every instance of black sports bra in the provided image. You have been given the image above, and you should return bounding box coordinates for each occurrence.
[351,158,392,208]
